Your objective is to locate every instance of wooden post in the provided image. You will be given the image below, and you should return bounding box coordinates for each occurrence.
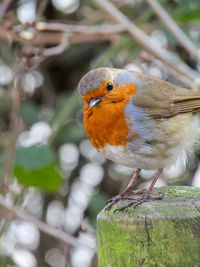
[97,186,200,267]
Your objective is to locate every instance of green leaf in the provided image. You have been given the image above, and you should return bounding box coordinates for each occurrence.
[88,192,109,229]
[172,0,200,22]
[20,102,39,125]
[14,146,62,192]
[15,146,55,170]
[88,192,109,215]
[56,123,86,144]
[14,165,62,192]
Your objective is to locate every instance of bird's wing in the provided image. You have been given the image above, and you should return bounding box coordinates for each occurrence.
[132,72,200,118]
[173,95,200,114]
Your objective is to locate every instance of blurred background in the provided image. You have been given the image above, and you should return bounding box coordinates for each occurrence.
[0,0,200,266]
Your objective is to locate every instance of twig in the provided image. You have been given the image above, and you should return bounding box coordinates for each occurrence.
[1,72,23,194]
[0,27,63,45]
[69,32,120,44]
[146,0,200,62]
[0,26,120,47]
[0,0,12,20]
[93,0,198,83]
[36,21,125,34]
[0,194,96,251]
[36,0,48,20]
[43,33,68,57]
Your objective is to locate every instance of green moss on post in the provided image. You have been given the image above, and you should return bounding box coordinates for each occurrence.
[97,186,200,267]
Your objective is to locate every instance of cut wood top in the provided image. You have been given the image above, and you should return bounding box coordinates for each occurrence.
[98,186,200,221]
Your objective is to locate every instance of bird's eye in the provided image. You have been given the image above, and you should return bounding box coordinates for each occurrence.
[106,82,113,91]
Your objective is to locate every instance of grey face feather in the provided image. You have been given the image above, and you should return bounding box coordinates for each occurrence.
[78,68,113,95]
[114,71,141,87]
[78,67,141,96]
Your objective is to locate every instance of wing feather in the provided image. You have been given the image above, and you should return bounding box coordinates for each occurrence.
[173,96,200,114]
[131,71,200,119]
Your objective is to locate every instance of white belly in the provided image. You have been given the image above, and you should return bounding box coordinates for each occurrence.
[98,113,200,170]
[98,144,187,170]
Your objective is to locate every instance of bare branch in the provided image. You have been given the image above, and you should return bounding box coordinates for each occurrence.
[0,26,120,47]
[0,27,63,45]
[43,33,68,57]
[0,194,96,251]
[93,0,198,86]
[36,0,48,19]
[1,72,23,194]
[0,0,12,20]
[36,22,125,34]
[69,32,120,44]
[146,0,200,62]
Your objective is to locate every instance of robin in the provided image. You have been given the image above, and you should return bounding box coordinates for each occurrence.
[78,67,200,212]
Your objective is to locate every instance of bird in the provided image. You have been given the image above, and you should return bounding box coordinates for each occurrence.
[78,67,200,212]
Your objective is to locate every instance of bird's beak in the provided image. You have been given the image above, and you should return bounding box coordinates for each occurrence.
[89,97,102,108]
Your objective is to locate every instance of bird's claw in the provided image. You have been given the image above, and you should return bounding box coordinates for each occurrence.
[105,191,137,213]
[106,194,122,205]
[112,193,163,213]
[104,194,124,213]
[104,190,162,213]
[105,189,146,208]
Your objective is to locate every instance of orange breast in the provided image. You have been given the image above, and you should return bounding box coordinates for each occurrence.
[83,84,138,149]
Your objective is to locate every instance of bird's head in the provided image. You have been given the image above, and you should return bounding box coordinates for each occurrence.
[78,67,140,111]
[78,68,142,148]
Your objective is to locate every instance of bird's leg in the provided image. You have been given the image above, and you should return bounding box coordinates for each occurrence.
[105,168,141,212]
[114,168,163,212]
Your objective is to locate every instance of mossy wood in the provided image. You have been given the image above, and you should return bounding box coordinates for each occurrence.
[97,186,200,267]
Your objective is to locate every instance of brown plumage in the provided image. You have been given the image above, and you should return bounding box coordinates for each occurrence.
[131,72,200,118]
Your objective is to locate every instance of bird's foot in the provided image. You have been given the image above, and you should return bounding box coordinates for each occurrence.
[114,193,163,212]
[104,189,145,213]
